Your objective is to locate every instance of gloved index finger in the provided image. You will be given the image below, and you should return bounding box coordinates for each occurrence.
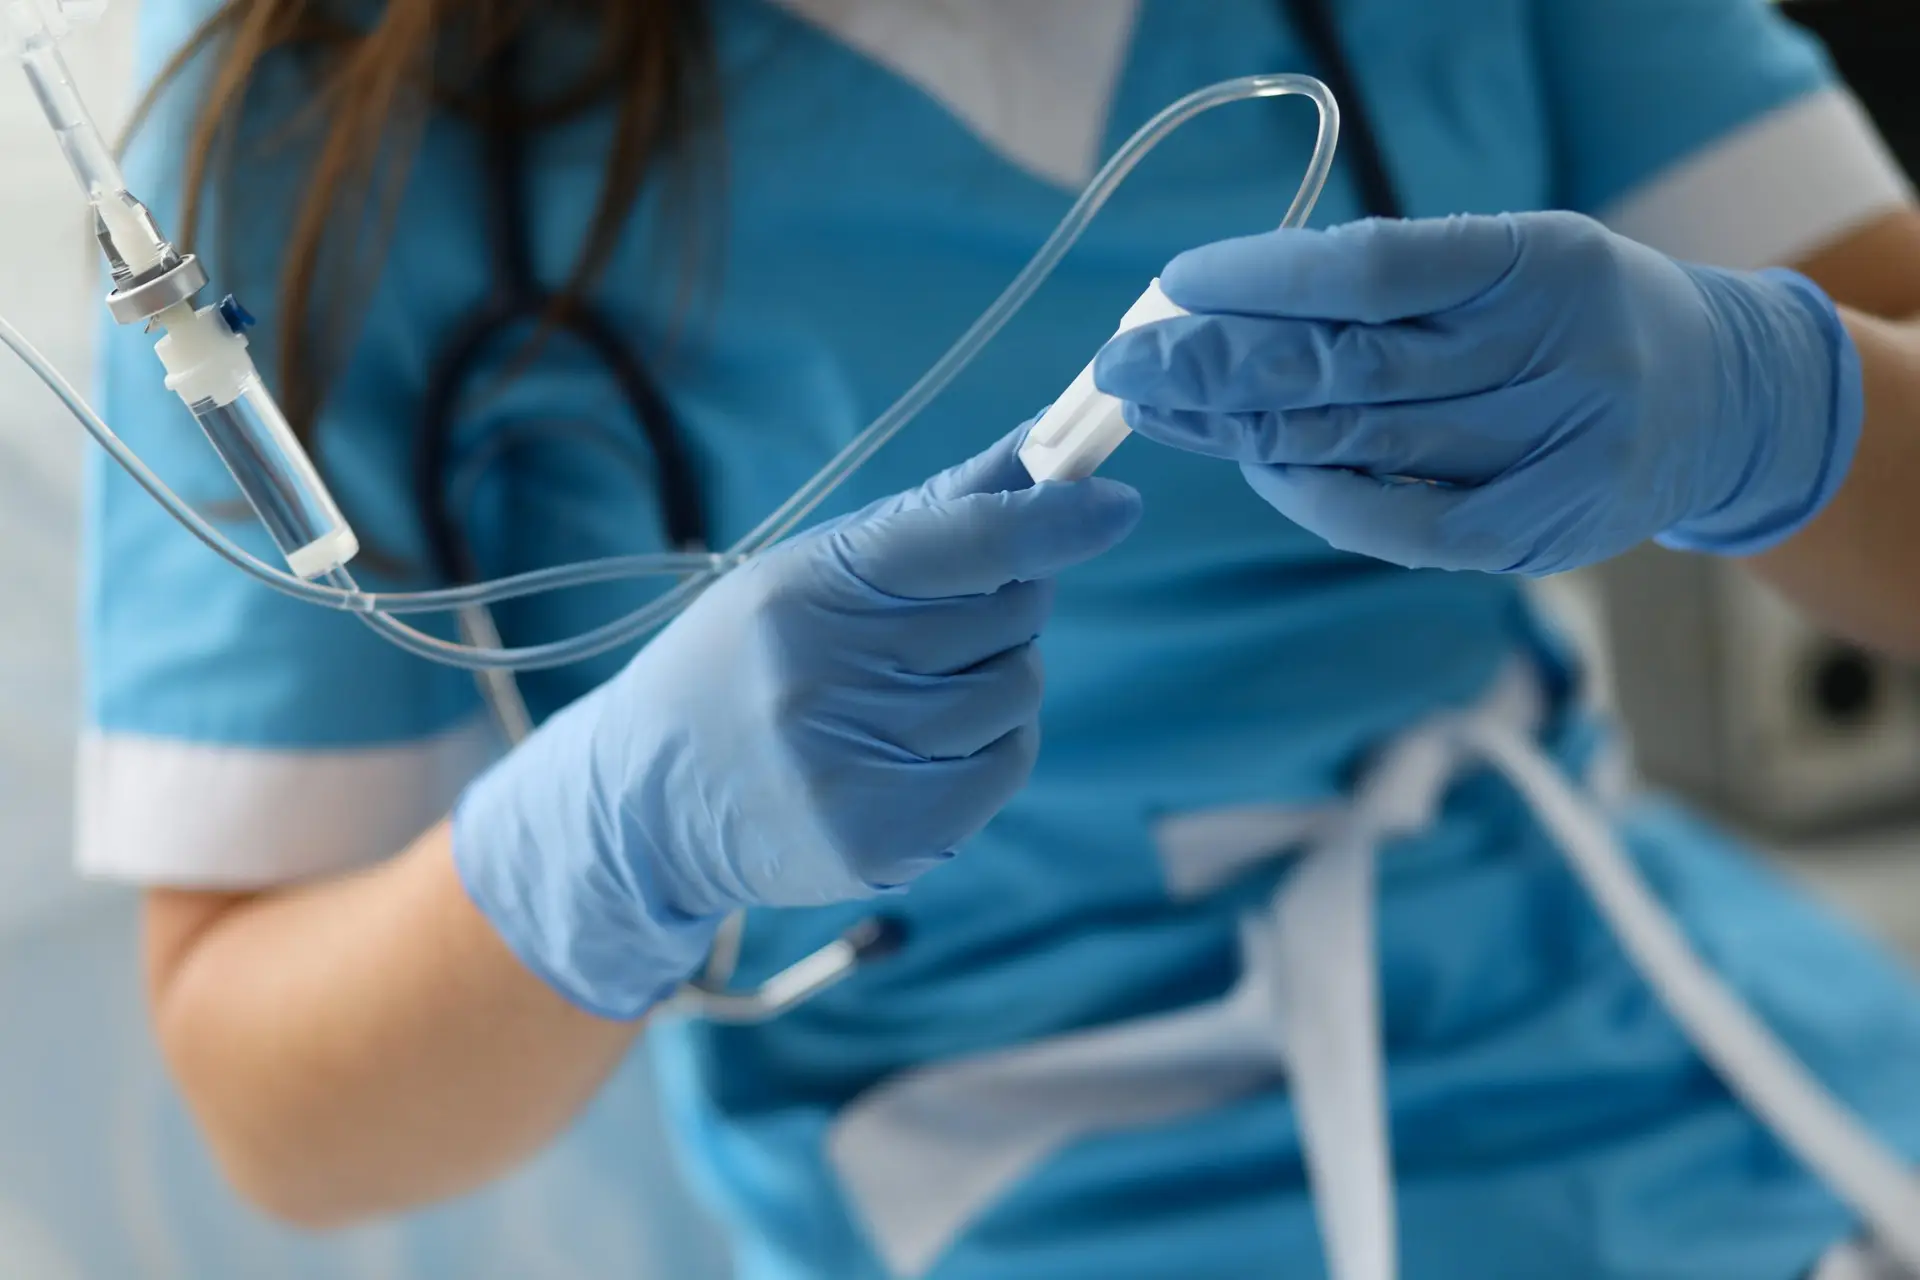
[831,479,1143,602]
[918,422,1038,503]
[1159,215,1524,324]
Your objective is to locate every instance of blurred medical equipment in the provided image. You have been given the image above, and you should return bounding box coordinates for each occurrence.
[1594,0,1920,836]
[1599,549,1920,832]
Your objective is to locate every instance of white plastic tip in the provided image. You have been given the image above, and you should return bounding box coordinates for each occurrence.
[285,525,360,580]
[1019,374,1133,484]
[95,193,165,276]
[1018,279,1189,484]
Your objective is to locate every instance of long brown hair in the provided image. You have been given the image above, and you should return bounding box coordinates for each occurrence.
[132,0,717,453]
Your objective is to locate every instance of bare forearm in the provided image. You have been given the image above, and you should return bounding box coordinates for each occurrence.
[1754,309,1920,657]
[145,821,641,1227]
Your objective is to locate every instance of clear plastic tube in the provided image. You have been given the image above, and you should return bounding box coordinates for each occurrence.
[14,21,126,199]
[4,72,1339,671]
[187,376,360,578]
[12,16,170,278]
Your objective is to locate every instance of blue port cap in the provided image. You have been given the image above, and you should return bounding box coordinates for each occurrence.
[217,295,258,334]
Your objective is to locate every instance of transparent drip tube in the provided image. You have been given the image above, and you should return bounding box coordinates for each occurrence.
[2,72,1340,671]
[185,377,361,578]
[11,7,170,280]
[16,18,120,195]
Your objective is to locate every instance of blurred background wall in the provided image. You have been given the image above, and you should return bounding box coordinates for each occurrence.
[0,0,110,939]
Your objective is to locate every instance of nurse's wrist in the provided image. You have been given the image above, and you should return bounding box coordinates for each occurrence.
[446,690,728,1021]
[449,792,725,1022]
[1658,267,1865,558]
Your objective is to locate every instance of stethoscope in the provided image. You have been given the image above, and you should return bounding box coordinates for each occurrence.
[413,46,898,1023]
[412,0,1392,1024]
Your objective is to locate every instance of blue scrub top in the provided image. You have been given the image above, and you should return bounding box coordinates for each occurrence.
[83,1,1920,1276]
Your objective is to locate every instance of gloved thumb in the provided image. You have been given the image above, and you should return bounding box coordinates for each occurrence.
[834,425,1039,538]
[833,477,1143,600]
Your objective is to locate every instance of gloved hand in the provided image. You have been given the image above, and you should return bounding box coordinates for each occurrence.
[453,429,1142,1019]
[1094,212,1863,576]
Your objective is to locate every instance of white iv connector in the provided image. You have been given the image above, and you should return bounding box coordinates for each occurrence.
[1018,280,1188,483]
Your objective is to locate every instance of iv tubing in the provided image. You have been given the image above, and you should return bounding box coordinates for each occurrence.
[0,312,729,615]
[3,72,1339,671]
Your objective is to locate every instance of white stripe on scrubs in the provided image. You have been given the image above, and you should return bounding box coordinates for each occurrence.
[1602,88,1915,270]
[76,718,500,886]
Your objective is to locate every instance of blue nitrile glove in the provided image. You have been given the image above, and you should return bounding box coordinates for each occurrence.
[452,429,1142,1019]
[1094,212,1864,576]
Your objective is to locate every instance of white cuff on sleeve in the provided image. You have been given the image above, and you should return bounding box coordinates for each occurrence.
[1601,88,1915,271]
[76,717,501,887]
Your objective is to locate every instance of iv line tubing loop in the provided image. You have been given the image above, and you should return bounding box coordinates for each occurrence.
[6,73,1338,671]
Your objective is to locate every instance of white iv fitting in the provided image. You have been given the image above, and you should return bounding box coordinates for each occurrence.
[1018,280,1188,482]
